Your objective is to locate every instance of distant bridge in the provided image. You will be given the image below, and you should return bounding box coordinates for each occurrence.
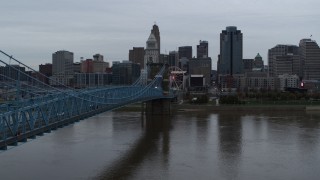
[0,50,173,150]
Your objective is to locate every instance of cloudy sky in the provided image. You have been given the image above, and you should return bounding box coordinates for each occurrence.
[0,0,319,70]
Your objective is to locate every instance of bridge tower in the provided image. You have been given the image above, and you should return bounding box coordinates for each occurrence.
[145,63,172,115]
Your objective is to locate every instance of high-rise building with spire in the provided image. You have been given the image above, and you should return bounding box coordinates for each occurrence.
[151,24,160,53]
[144,26,160,68]
[144,32,160,67]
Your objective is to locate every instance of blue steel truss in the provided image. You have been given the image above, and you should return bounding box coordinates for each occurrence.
[0,50,173,150]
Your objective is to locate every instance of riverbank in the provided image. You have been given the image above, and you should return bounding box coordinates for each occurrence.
[175,104,308,112]
[115,103,320,112]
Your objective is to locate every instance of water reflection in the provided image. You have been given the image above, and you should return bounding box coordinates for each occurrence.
[2,110,320,179]
[96,114,171,180]
[217,112,242,179]
[297,112,320,154]
[195,113,210,144]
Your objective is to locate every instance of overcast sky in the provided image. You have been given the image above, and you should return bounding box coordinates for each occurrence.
[0,0,319,70]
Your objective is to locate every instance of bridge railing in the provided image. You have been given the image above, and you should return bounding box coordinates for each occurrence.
[0,49,168,106]
[0,51,174,149]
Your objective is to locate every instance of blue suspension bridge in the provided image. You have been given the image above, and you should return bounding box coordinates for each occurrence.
[0,50,174,150]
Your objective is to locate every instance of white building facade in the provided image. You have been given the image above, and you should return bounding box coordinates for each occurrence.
[144,33,160,68]
[278,74,299,91]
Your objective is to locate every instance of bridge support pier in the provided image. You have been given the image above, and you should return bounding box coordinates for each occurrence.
[146,99,171,115]
[18,138,27,143]
[0,145,7,150]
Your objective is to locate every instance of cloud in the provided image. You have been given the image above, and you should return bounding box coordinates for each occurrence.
[0,0,319,70]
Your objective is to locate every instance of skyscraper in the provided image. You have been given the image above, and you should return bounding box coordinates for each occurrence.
[151,24,160,53]
[218,26,243,76]
[268,45,299,77]
[299,39,320,80]
[179,46,192,59]
[197,40,208,58]
[129,47,145,68]
[112,61,141,85]
[243,59,254,73]
[160,54,169,64]
[52,50,74,75]
[144,31,160,68]
[93,54,104,62]
[39,63,52,84]
[0,65,28,81]
[274,55,300,76]
[51,50,74,86]
[189,57,212,86]
[168,51,179,67]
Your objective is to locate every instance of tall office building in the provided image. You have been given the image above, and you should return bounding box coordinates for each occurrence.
[299,39,320,80]
[197,40,208,58]
[74,73,112,88]
[129,47,145,68]
[93,54,104,62]
[52,50,74,75]
[179,46,192,59]
[218,26,243,76]
[189,57,212,86]
[39,63,52,84]
[144,32,160,68]
[243,59,254,73]
[0,65,28,81]
[274,55,300,76]
[112,61,141,85]
[268,45,299,77]
[81,59,94,73]
[151,24,160,53]
[168,51,179,67]
[144,24,161,68]
[179,57,189,72]
[160,54,169,64]
[51,50,74,86]
[73,62,81,73]
[81,54,109,73]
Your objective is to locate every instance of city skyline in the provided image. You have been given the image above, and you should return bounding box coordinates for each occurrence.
[1,0,319,70]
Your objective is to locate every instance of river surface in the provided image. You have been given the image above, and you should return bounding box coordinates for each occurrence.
[1,110,320,180]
